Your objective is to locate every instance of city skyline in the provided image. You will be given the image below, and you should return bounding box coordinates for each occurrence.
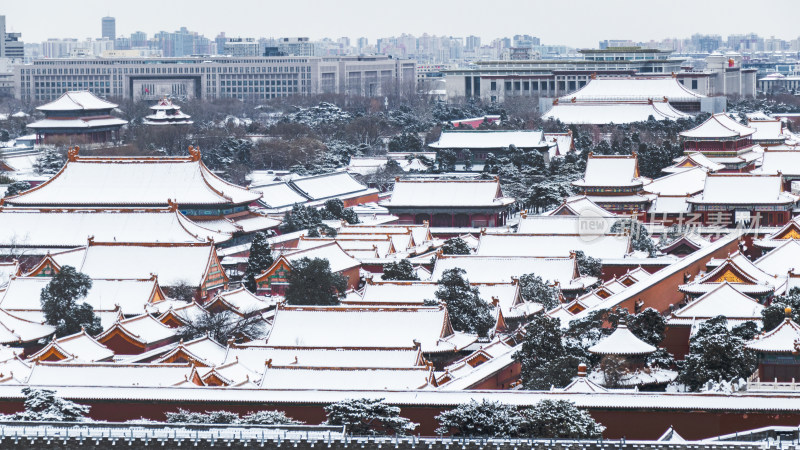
[4,0,800,49]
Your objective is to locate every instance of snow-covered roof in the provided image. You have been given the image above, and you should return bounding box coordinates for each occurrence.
[754,218,800,249]
[0,309,54,344]
[516,215,616,235]
[382,178,514,208]
[680,114,755,139]
[346,281,536,319]
[573,154,649,188]
[428,130,548,149]
[4,154,261,207]
[97,313,178,347]
[746,316,800,354]
[560,77,705,103]
[36,91,118,112]
[587,321,656,356]
[679,251,779,296]
[60,242,218,287]
[27,117,129,130]
[250,182,309,209]
[570,233,741,321]
[753,239,800,278]
[644,167,708,196]
[543,132,574,157]
[28,329,114,363]
[289,172,375,201]
[751,151,800,176]
[648,196,690,214]
[0,276,162,316]
[670,282,764,321]
[430,255,579,287]
[258,366,433,390]
[281,242,361,274]
[23,362,195,387]
[155,336,228,367]
[662,152,725,174]
[0,262,18,286]
[543,101,691,125]
[748,119,786,142]
[475,233,631,260]
[265,305,476,354]
[688,174,798,206]
[558,365,607,393]
[544,196,614,217]
[339,224,432,245]
[0,208,232,249]
[207,287,275,316]
[227,345,423,370]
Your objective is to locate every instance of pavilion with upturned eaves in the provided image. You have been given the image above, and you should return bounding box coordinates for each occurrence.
[27,91,128,145]
[571,153,653,216]
[679,113,760,172]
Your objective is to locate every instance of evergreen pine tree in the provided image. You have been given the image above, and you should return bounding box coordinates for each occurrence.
[4,180,30,197]
[382,259,419,281]
[285,257,347,306]
[435,400,520,437]
[325,398,418,436]
[677,315,758,391]
[518,273,559,309]
[32,147,66,176]
[243,232,274,292]
[39,265,100,337]
[514,315,584,389]
[1,387,91,422]
[518,400,604,439]
[434,268,494,337]
[441,237,471,255]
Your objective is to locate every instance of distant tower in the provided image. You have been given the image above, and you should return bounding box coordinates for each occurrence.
[102,16,116,41]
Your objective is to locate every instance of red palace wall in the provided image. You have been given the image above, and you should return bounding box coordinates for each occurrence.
[0,396,798,440]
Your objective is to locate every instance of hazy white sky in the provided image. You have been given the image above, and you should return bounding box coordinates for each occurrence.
[4,0,800,48]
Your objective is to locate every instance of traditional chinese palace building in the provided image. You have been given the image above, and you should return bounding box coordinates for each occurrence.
[2,147,276,246]
[686,173,798,227]
[26,91,127,145]
[679,113,760,172]
[427,129,555,165]
[381,177,515,228]
[571,153,652,215]
[143,98,193,126]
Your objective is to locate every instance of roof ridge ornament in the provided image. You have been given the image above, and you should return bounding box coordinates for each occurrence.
[188,146,201,162]
[67,146,79,162]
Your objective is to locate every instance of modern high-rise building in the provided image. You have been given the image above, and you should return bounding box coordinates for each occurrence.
[130,31,147,48]
[0,16,24,59]
[101,16,116,41]
[465,35,481,52]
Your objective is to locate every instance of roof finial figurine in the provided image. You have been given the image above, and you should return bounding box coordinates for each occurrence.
[188,145,201,161]
[577,363,587,377]
[67,146,79,162]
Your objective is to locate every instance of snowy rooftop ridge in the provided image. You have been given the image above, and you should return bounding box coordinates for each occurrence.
[36,91,118,112]
[573,153,650,188]
[4,149,261,207]
[428,130,549,150]
[559,77,706,103]
[543,100,691,125]
[680,113,756,140]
